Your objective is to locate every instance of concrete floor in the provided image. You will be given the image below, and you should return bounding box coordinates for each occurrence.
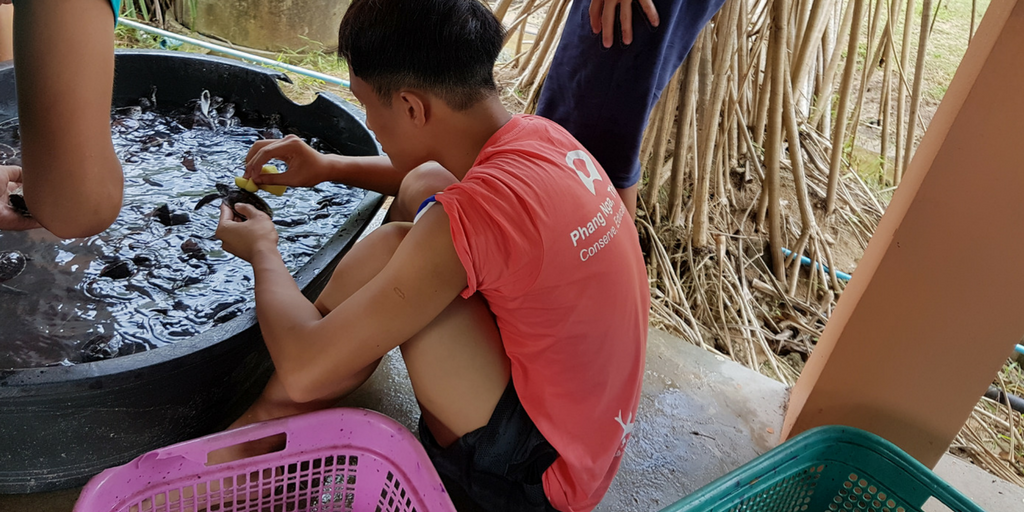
[2,328,1022,511]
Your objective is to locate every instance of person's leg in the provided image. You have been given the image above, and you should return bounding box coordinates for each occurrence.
[208,224,409,464]
[536,0,726,218]
[616,183,638,219]
[390,167,528,510]
[388,161,459,222]
[401,294,510,448]
[388,162,511,445]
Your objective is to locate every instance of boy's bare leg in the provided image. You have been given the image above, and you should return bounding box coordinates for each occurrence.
[229,163,449,433]
[227,367,380,430]
[388,161,460,222]
[314,163,511,446]
[401,295,509,447]
[390,161,510,446]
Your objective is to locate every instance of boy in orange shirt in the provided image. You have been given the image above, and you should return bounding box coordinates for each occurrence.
[218,1,648,510]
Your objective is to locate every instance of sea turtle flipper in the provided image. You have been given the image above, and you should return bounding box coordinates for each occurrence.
[194,193,221,211]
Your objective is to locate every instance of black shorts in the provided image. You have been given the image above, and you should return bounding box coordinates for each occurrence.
[418,380,560,512]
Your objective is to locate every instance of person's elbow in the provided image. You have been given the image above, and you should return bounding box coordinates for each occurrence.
[275,369,324,404]
[41,202,121,238]
[25,158,124,238]
[272,343,339,404]
[30,186,123,238]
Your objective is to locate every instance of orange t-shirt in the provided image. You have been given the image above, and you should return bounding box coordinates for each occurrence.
[435,115,649,512]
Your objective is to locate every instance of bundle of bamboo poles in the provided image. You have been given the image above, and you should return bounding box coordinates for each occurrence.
[492,0,914,380]
[488,0,1022,480]
[954,369,1024,486]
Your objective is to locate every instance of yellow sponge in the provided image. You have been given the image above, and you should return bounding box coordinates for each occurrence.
[234,165,287,196]
[234,176,259,192]
[259,165,287,196]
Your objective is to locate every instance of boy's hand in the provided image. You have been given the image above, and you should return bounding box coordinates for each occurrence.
[244,135,329,188]
[215,203,280,263]
[590,0,660,48]
[0,166,42,231]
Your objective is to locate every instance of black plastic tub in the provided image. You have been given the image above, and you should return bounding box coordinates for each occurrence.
[0,50,383,493]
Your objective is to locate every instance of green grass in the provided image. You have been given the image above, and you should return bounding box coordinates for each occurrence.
[909,0,991,102]
[114,21,354,105]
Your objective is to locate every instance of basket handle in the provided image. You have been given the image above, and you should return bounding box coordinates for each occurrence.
[136,408,409,470]
[142,419,292,467]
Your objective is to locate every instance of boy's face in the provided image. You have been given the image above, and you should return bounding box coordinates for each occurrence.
[350,76,425,172]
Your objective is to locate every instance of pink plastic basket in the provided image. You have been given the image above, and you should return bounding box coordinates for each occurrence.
[73,408,456,512]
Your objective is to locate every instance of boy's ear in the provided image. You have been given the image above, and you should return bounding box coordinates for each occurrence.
[397,90,430,127]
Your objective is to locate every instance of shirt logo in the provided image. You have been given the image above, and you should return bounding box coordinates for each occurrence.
[614,410,636,457]
[566,150,602,195]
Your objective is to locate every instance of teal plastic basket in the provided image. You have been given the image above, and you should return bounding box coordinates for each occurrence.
[660,426,986,512]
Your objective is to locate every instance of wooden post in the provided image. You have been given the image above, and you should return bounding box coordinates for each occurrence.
[782,0,1024,467]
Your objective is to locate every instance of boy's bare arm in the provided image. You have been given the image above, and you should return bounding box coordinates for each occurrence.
[14,0,122,238]
[217,202,468,403]
[244,135,407,196]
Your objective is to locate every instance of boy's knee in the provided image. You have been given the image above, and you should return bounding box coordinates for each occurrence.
[392,162,456,222]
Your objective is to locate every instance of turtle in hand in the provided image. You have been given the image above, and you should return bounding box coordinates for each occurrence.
[194,183,273,221]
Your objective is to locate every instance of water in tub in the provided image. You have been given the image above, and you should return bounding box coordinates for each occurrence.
[0,96,365,369]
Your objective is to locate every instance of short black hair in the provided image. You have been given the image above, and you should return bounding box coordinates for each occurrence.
[338,0,506,111]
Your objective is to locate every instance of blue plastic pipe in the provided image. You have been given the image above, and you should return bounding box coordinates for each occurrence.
[1017,344,1024,355]
[780,248,853,281]
[117,19,350,88]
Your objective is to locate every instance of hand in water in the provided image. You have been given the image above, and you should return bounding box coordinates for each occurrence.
[244,135,330,188]
[590,0,660,48]
[0,166,42,231]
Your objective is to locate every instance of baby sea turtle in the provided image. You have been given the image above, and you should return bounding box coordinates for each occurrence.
[0,250,27,283]
[195,183,273,220]
[98,258,136,280]
[150,203,190,226]
[181,151,198,172]
[180,237,207,260]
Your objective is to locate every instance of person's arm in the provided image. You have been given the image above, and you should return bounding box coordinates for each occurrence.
[14,0,122,238]
[244,135,407,196]
[216,202,467,402]
[590,0,660,47]
[0,4,13,62]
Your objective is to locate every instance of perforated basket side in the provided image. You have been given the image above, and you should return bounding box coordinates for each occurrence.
[703,460,932,512]
[74,409,455,512]
[658,426,987,512]
[100,449,427,512]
